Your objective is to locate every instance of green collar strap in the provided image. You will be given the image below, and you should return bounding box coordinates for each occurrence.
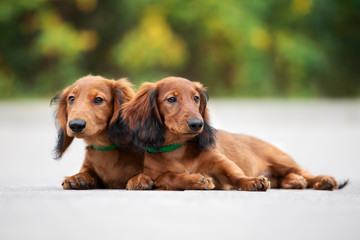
[147,143,184,153]
[88,144,119,151]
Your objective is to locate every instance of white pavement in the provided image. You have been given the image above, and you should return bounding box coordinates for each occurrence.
[0,99,359,240]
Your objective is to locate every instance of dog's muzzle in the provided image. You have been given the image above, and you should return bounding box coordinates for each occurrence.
[69,119,86,133]
[187,118,203,131]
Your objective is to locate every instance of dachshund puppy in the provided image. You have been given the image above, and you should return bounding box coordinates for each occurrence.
[51,75,152,190]
[117,76,346,191]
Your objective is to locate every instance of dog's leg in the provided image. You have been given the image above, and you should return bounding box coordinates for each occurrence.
[233,175,271,191]
[153,172,215,190]
[126,173,154,190]
[272,164,339,190]
[298,171,339,190]
[62,171,100,190]
[268,155,339,190]
[200,154,270,191]
[62,159,101,190]
[261,151,338,190]
[280,173,308,189]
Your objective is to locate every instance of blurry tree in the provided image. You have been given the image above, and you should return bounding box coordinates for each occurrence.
[0,0,359,98]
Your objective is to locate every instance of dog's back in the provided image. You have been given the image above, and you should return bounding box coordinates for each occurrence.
[215,130,299,178]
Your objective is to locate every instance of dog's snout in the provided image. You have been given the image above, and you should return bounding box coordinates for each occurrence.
[69,119,86,133]
[187,118,203,131]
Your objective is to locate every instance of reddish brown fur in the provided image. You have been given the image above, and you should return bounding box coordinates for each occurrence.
[121,77,340,191]
[52,75,152,190]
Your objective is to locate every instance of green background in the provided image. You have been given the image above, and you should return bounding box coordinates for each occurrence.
[0,0,359,98]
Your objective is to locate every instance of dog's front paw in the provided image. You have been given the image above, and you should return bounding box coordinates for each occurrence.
[62,172,97,190]
[189,174,215,190]
[313,176,338,190]
[126,174,154,190]
[238,176,270,191]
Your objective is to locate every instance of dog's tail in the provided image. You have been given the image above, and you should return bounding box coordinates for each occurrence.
[338,179,349,189]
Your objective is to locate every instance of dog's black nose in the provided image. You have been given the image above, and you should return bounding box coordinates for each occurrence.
[187,118,203,131]
[69,119,86,133]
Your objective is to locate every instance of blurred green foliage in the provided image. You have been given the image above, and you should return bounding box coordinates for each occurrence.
[0,0,359,98]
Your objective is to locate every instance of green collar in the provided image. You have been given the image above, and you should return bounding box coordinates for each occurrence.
[88,144,119,151]
[147,143,184,153]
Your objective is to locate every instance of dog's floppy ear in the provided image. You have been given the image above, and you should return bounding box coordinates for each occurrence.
[121,82,164,151]
[109,78,135,125]
[50,88,74,159]
[194,82,216,150]
[108,78,135,147]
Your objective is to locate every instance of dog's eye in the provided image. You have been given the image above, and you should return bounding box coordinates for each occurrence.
[167,97,177,104]
[194,96,199,103]
[68,96,75,105]
[94,97,104,105]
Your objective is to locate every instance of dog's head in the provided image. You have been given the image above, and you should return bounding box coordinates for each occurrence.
[51,75,134,159]
[120,77,215,151]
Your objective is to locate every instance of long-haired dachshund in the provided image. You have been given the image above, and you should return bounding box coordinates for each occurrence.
[116,76,346,191]
[51,75,152,190]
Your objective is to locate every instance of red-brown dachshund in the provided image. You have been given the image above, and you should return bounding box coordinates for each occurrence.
[117,76,347,191]
[51,75,152,190]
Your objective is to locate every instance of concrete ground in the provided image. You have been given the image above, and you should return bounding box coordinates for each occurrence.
[0,99,359,240]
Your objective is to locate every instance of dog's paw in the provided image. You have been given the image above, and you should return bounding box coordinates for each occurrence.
[281,173,308,189]
[189,174,215,190]
[62,173,97,190]
[238,176,270,191]
[313,176,338,190]
[126,174,154,190]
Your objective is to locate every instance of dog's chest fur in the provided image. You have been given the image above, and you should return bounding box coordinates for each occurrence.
[86,149,143,188]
